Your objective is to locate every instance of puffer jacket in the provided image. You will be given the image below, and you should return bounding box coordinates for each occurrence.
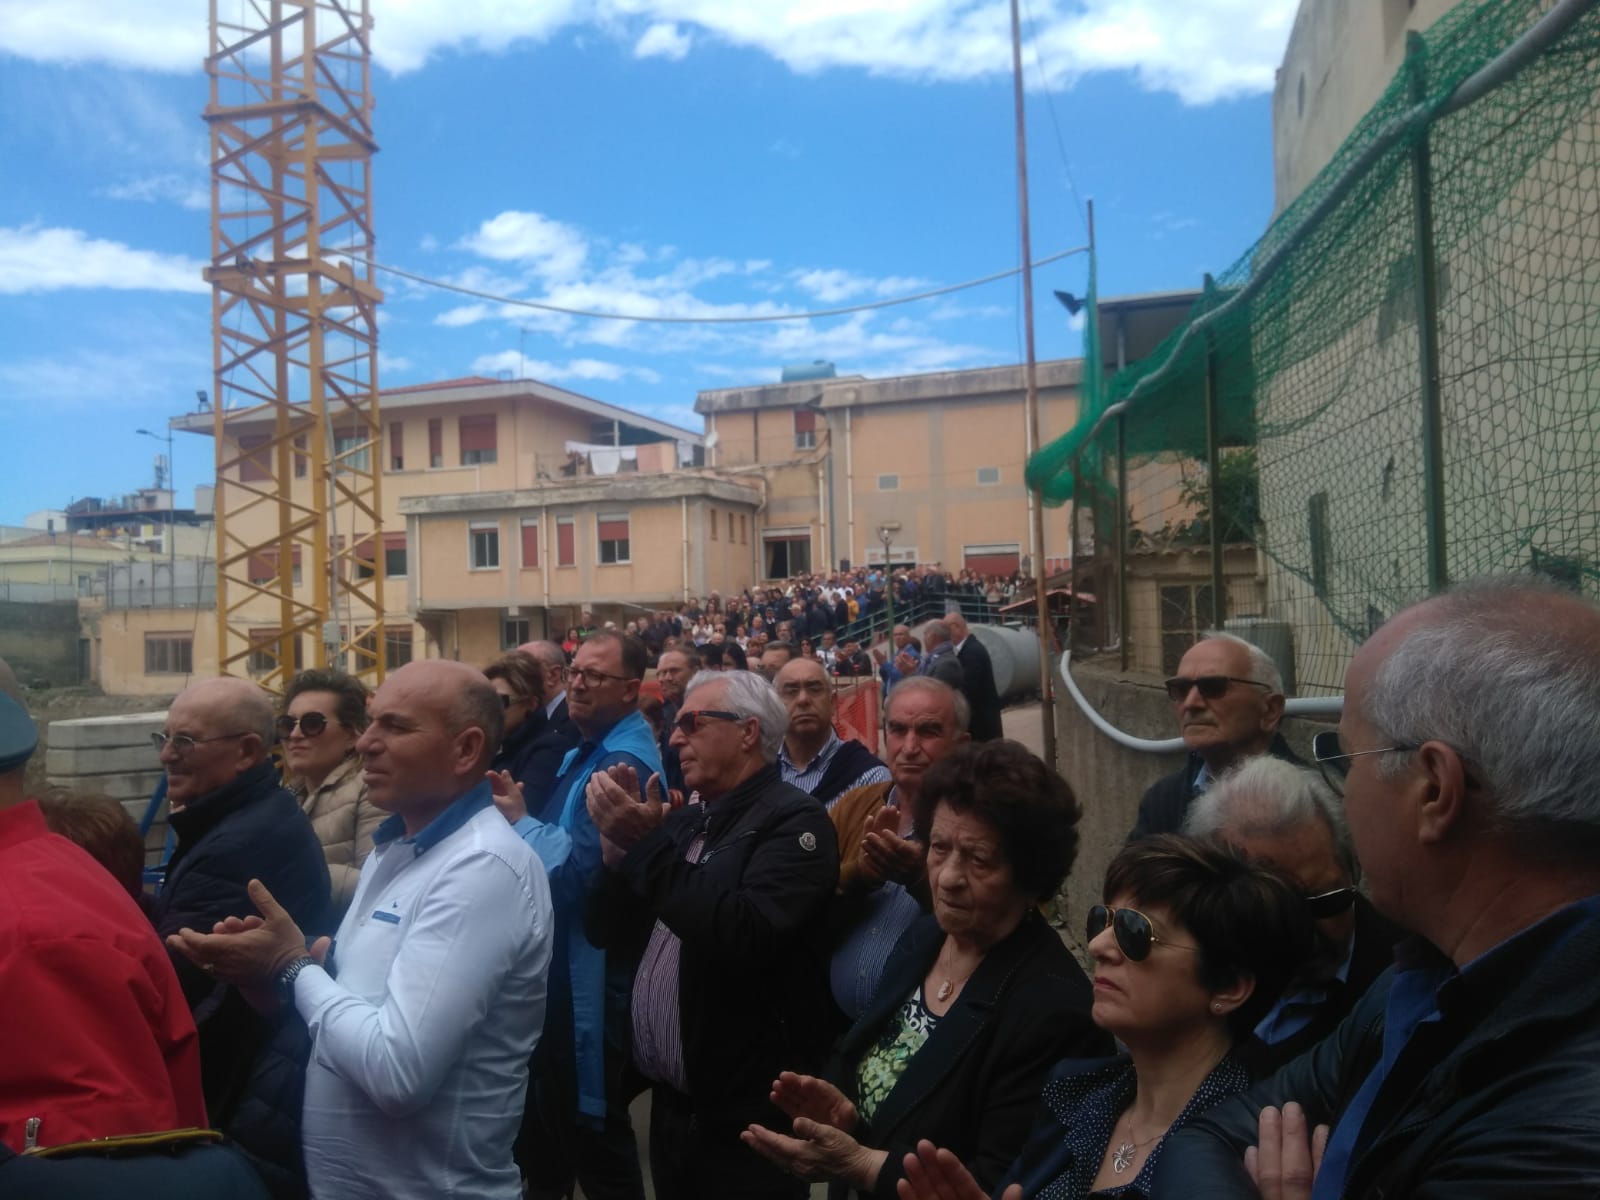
[1153,896,1600,1199]
[291,754,382,919]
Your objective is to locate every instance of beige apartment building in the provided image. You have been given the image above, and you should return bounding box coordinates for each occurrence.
[697,361,1084,581]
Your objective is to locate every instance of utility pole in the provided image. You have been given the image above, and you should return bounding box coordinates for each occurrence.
[1010,0,1057,770]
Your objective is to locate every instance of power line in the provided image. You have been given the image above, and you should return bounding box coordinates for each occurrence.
[1021,0,1090,237]
[340,246,1090,326]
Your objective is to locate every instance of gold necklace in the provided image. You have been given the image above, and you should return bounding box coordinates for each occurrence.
[932,948,978,1002]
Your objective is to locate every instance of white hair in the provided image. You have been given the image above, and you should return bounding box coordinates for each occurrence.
[684,669,788,764]
[1363,576,1600,847]
[1201,630,1284,695]
[887,676,970,735]
[1186,756,1357,880]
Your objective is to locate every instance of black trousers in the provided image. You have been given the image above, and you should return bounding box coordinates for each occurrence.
[516,971,646,1200]
[647,1085,808,1200]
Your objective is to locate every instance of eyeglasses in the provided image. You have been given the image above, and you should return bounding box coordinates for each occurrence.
[1311,730,1418,794]
[1086,904,1201,961]
[1304,885,1359,920]
[152,730,252,755]
[778,680,829,700]
[1164,675,1272,703]
[672,709,749,736]
[276,713,329,739]
[564,665,633,688]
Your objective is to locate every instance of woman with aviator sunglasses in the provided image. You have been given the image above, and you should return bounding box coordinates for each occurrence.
[279,668,381,921]
[896,835,1314,1200]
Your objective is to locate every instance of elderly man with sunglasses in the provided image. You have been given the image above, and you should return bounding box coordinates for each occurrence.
[1184,757,1402,1071]
[1154,578,1600,1200]
[148,676,330,1194]
[585,670,839,1199]
[1127,632,1297,844]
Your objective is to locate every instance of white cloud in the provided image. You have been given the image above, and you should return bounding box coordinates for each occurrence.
[470,351,661,385]
[0,1,1298,105]
[104,173,209,211]
[378,352,414,374]
[458,211,589,281]
[419,234,440,253]
[634,22,690,60]
[791,268,932,304]
[0,225,208,294]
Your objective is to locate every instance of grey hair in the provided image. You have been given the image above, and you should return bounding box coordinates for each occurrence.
[1363,575,1600,845]
[236,686,279,747]
[684,669,788,764]
[1185,756,1358,881]
[524,640,568,674]
[923,620,952,648]
[1201,630,1284,695]
[887,676,971,735]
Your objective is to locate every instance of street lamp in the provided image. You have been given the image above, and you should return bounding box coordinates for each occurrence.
[877,521,901,641]
[135,425,176,600]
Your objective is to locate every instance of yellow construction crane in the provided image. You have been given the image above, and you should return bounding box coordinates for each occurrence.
[203,0,385,692]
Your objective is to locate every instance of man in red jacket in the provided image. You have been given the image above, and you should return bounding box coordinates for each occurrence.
[0,664,205,1153]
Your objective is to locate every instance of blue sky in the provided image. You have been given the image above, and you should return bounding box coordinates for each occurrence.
[0,0,1296,526]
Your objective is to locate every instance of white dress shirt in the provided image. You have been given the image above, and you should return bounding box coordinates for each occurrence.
[295,788,552,1200]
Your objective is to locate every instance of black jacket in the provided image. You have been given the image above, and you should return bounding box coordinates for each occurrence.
[493,709,579,818]
[829,910,1110,1198]
[1126,733,1304,844]
[149,761,330,1199]
[585,765,839,1117]
[1152,897,1600,1199]
[954,636,1003,741]
[1234,894,1404,1074]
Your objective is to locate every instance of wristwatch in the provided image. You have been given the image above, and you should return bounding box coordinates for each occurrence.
[276,955,318,1007]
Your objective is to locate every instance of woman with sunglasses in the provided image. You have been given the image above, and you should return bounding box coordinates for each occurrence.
[894,835,1315,1200]
[743,741,1111,1197]
[280,668,380,921]
[484,650,575,825]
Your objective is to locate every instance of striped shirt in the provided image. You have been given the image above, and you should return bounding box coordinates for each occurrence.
[779,730,891,811]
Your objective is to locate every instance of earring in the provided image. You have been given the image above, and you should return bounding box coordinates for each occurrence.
[1212,1002,1223,1014]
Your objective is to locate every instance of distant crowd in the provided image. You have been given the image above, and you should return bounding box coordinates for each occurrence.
[4,574,1600,1200]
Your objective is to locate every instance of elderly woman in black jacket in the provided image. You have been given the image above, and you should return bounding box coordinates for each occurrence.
[743,740,1110,1197]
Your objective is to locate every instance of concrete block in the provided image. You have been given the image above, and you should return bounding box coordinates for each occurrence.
[47,771,165,804]
[47,712,168,750]
[47,744,165,777]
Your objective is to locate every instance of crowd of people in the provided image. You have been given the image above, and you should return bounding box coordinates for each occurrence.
[3,574,1600,1199]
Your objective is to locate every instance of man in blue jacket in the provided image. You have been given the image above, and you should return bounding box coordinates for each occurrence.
[520,631,662,1200]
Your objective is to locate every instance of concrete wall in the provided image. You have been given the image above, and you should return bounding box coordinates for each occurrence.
[0,599,80,686]
[45,711,172,866]
[91,608,220,696]
[1053,657,1334,938]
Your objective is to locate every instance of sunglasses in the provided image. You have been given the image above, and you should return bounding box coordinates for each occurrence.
[1304,885,1359,920]
[1164,675,1271,703]
[672,709,748,736]
[1086,904,1200,961]
[276,712,330,738]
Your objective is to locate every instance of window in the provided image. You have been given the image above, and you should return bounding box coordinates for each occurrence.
[248,547,302,586]
[739,513,747,544]
[428,418,443,469]
[294,434,307,479]
[384,534,407,578]
[557,517,576,567]
[459,414,497,465]
[764,535,811,579]
[598,513,631,565]
[727,511,735,542]
[385,627,413,670]
[878,474,899,490]
[1159,584,1217,676]
[1308,491,1330,598]
[246,629,303,675]
[793,408,817,450]
[504,618,530,648]
[389,422,404,471]
[469,522,500,570]
[520,520,540,569]
[144,633,193,675]
[334,428,371,472]
[977,466,1001,485]
[710,508,718,540]
[238,434,272,483]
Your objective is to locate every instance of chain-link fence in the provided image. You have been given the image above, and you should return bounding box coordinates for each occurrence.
[1030,0,1600,695]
